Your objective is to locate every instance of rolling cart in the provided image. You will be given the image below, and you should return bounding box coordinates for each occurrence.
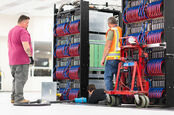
[106,36,150,108]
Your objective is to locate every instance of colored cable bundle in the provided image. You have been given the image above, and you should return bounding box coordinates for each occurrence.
[146,0,163,19]
[55,20,80,37]
[56,23,69,37]
[55,43,80,58]
[146,58,165,76]
[55,23,64,36]
[69,88,80,100]
[69,66,80,80]
[55,45,69,58]
[69,43,80,57]
[146,29,164,44]
[125,0,148,23]
[122,22,148,46]
[124,0,163,24]
[59,88,70,100]
[69,20,80,34]
[56,66,80,80]
[56,67,69,80]
[148,88,164,98]
[55,17,72,37]
[122,0,128,23]
[56,59,71,80]
[126,5,142,23]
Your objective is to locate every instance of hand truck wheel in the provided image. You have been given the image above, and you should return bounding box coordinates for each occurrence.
[134,95,146,108]
[107,95,120,106]
[143,95,150,108]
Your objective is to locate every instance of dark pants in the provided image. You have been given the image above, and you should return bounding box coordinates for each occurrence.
[10,64,29,102]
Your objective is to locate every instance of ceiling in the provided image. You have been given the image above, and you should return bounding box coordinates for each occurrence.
[0,0,121,16]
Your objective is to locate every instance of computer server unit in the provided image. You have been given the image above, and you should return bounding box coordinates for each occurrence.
[122,0,174,106]
[53,0,121,100]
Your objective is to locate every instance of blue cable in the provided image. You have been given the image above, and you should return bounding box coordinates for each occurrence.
[123,26,127,37]
[138,0,143,18]
[64,37,71,56]
[53,65,58,80]
[143,0,148,19]
[122,0,128,23]
[138,0,148,19]
[148,79,151,88]
[53,40,58,58]
[140,22,148,44]
[63,59,71,79]
[63,17,69,34]
[64,82,71,100]
[61,84,68,100]
[53,20,59,36]
[65,16,72,34]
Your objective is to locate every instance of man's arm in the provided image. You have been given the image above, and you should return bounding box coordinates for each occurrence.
[100,40,112,66]
[101,30,114,66]
[22,41,32,57]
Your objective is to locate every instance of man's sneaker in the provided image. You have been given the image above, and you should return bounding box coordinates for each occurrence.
[14,99,30,104]
[11,100,14,103]
[106,94,111,103]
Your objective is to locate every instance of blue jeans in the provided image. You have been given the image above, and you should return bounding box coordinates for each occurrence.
[104,60,120,91]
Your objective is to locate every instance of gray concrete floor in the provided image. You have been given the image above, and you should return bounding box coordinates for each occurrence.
[0,92,174,115]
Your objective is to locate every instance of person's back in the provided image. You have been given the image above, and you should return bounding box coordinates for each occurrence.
[8,26,32,65]
[88,89,106,104]
[101,17,122,91]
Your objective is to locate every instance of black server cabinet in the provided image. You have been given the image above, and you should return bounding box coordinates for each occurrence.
[122,0,174,107]
[53,0,121,100]
[164,0,174,107]
[80,1,89,97]
[53,1,89,99]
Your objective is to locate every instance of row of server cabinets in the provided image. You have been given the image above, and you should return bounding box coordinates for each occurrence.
[53,0,121,100]
[122,0,174,106]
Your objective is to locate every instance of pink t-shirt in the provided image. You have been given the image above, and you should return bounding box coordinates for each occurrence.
[8,26,33,65]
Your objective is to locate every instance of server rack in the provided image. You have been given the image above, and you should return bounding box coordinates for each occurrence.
[122,0,174,106]
[53,0,121,100]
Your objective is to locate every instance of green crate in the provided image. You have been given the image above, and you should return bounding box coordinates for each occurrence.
[94,44,99,68]
[102,45,105,68]
[90,44,94,67]
[98,44,103,68]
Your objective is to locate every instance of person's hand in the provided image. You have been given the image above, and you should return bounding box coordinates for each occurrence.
[29,57,34,65]
[101,58,105,66]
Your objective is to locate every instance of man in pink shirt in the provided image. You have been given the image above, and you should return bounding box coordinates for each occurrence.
[8,15,34,104]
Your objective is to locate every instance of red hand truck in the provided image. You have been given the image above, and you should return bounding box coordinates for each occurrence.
[105,36,150,108]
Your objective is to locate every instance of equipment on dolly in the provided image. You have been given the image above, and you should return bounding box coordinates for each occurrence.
[105,36,150,108]
[57,97,87,104]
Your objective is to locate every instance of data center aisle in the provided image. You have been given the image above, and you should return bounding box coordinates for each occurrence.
[0,92,174,115]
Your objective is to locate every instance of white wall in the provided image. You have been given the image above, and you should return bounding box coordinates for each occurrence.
[0,37,12,91]
[30,17,53,42]
[0,15,18,91]
[0,15,19,37]
[0,14,53,91]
